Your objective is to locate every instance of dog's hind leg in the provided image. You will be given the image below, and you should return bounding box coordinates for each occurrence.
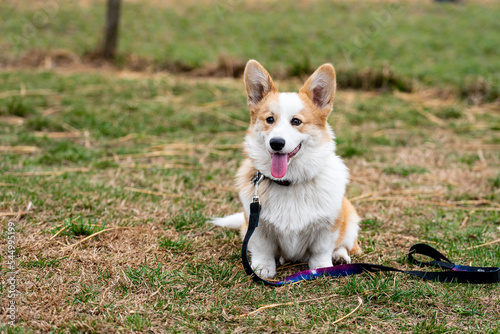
[332,197,362,262]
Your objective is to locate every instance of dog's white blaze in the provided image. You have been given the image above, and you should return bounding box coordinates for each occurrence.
[278,93,303,117]
[267,93,305,154]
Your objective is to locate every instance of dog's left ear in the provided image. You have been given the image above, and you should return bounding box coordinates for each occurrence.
[300,64,336,113]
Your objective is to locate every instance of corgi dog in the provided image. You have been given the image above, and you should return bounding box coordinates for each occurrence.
[211,60,361,278]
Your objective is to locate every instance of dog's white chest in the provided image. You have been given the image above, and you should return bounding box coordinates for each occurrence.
[261,183,337,231]
[262,156,347,226]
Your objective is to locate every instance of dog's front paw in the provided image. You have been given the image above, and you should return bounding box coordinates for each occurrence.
[332,247,351,264]
[252,261,276,278]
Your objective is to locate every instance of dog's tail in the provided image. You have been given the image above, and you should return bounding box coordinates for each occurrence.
[209,212,245,229]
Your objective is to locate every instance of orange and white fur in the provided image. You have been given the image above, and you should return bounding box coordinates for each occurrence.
[211,60,361,278]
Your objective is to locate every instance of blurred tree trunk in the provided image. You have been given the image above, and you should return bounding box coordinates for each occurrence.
[100,0,121,59]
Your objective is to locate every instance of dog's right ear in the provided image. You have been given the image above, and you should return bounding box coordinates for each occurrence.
[244,60,277,108]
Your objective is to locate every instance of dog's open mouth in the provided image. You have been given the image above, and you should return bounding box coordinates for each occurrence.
[270,144,301,179]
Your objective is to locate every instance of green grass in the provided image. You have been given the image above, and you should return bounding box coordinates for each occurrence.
[158,235,193,253]
[51,216,107,237]
[19,252,67,269]
[383,165,428,177]
[491,171,500,190]
[126,313,152,332]
[72,283,101,305]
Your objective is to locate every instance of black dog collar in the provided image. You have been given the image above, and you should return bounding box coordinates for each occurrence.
[272,179,291,186]
[253,171,291,187]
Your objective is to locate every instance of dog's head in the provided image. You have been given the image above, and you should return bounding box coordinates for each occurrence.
[243,60,337,182]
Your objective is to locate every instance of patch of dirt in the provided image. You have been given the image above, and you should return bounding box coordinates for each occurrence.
[6,49,247,78]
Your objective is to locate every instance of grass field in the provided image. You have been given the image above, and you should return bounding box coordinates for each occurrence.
[1,0,500,333]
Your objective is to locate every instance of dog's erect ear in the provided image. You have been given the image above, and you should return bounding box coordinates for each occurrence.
[300,64,336,112]
[244,60,277,108]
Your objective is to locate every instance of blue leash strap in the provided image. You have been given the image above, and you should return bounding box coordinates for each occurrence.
[242,201,500,286]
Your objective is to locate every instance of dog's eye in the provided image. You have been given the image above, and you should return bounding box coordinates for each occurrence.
[266,116,275,124]
[291,118,302,126]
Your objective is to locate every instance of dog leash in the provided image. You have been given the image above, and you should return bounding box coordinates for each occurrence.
[242,172,500,286]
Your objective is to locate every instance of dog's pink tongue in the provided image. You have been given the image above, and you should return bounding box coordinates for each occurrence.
[271,153,288,178]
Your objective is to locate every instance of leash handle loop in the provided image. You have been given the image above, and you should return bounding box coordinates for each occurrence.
[408,243,455,270]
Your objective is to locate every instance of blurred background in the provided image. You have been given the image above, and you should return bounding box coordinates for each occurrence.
[1,0,499,102]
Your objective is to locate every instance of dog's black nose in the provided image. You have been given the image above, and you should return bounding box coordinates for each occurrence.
[270,138,286,151]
